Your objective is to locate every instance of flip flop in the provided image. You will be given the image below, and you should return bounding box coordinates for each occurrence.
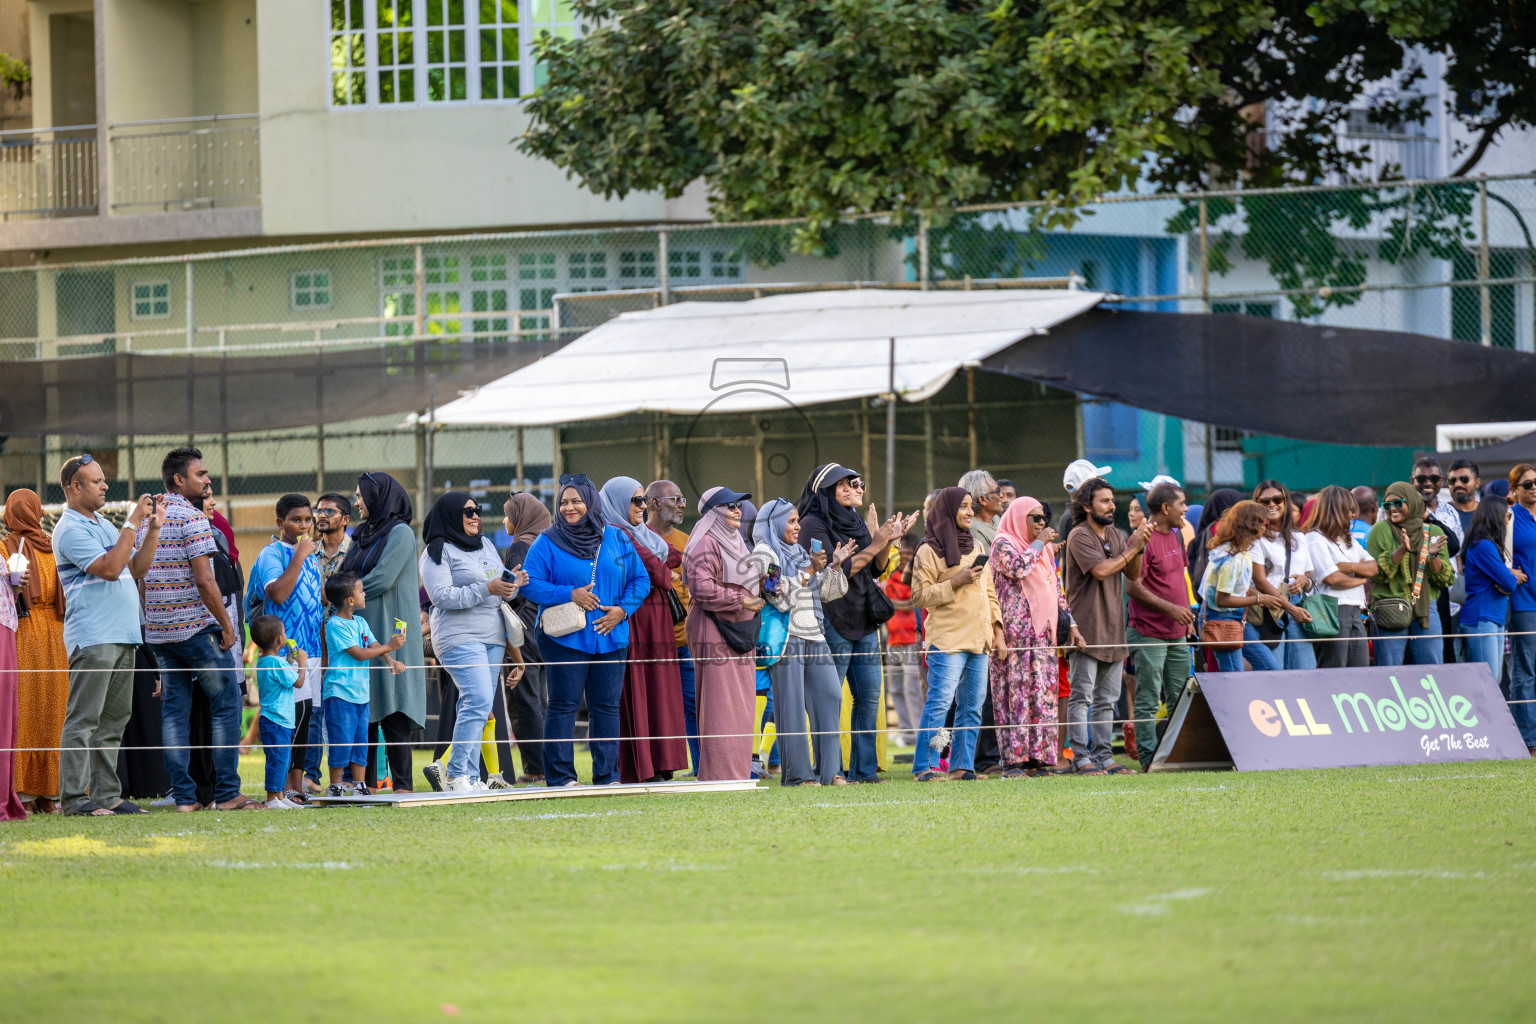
[66,800,111,816]
[1102,764,1135,775]
[212,795,266,811]
[110,800,149,815]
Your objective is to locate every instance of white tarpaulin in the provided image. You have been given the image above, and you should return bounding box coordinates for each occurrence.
[430,288,1106,426]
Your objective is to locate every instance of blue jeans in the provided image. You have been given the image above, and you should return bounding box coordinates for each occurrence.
[155,627,244,806]
[913,649,988,774]
[1507,609,1536,746]
[1205,610,1282,673]
[325,696,370,768]
[678,644,699,773]
[1460,619,1507,690]
[824,623,882,781]
[542,637,626,786]
[1374,606,1443,667]
[258,717,293,794]
[305,695,326,781]
[1280,617,1316,670]
[440,641,502,781]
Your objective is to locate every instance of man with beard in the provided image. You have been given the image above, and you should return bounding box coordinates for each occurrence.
[1412,456,1463,663]
[1448,459,1481,539]
[646,479,699,773]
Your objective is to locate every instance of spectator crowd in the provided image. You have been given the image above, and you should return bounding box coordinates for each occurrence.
[1,446,1532,819]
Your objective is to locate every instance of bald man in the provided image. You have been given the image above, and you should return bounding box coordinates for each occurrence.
[1350,486,1377,547]
[645,480,699,773]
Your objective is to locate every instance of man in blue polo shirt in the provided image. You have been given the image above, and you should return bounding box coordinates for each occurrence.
[51,455,162,816]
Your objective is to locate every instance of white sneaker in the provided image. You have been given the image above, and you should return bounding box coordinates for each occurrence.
[423,761,445,792]
[469,777,490,791]
[444,776,478,792]
[267,797,300,809]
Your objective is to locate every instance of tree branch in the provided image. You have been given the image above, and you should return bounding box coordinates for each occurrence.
[1453,115,1513,178]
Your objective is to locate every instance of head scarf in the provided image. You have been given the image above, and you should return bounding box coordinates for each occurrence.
[503,492,552,547]
[3,488,63,616]
[752,498,810,577]
[1384,481,1436,626]
[737,499,758,544]
[994,496,1059,634]
[545,474,606,560]
[923,486,975,568]
[342,471,414,575]
[684,486,761,590]
[1485,479,1511,500]
[423,491,485,564]
[796,463,872,550]
[207,508,239,564]
[600,475,669,561]
[1187,488,1242,565]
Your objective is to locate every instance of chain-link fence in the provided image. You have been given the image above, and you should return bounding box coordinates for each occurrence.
[2,172,1533,552]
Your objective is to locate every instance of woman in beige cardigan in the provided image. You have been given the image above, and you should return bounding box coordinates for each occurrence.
[909,486,1003,781]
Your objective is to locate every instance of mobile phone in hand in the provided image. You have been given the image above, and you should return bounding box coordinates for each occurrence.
[810,539,823,554]
[973,554,989,569]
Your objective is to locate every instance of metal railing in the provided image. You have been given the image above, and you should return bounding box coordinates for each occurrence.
[0,124,99,221]
[1256,129,1442,183]
[108,114,260,213]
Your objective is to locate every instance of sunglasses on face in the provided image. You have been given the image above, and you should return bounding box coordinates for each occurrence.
[1382,499,1406,511]
[1520,480,1536,491]
[462,508,481,519]
[1026,514,1047,524]
[1448,475,1474,486]
[629,496,646,508]
[1259,496,1285,507]
[654,495,686,506]
[722,502,743,512]
[314,507,344,517]
[845,479,865,491]
[1413,474,1442,486]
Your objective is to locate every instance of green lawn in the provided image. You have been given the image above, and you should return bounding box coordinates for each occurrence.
[3,755,1533,1022]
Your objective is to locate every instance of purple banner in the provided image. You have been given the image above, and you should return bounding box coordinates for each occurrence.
[1195,664,1530,771]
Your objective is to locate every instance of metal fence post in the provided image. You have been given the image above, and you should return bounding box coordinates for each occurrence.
[1479,176,1492,347]
[515,426,525,491]
[413,244,426,336]
[966,366,978,468]
[658,230,670,305]
[185,258,194,350]
[885,337,896,514]
[918,217,930,291]
[1199,195,1214,492]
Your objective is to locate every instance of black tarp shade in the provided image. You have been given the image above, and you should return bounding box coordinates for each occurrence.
[983,309,1536,447]
[1437,429,1536,481]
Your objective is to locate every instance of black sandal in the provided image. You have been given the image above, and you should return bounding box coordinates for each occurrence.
[110,800,148,815]
[65,800,109,816]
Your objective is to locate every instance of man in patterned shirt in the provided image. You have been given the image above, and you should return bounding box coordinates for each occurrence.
[298,492,353,792]
[137,446,257,811]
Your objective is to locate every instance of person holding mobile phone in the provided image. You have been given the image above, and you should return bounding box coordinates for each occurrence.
[908,487,1002,781]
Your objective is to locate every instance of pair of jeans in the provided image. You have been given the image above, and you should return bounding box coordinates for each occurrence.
[258,717,293,794]
[60,642,136,813]
[541,634,626,786]
[1205,609,1283,673]
[1279,616,1316,670]
[1067,652,1124,769]
[1126,625,1191,769]
[1460,619,1507,689]
[154,627,244,806]
[824,623,882,781]
[912,648,988,774]
[1506,610,1536,746]
[325,696,370,768]
[1374,606,1443,668]
[440,641,502,781]
[677,644,699,773]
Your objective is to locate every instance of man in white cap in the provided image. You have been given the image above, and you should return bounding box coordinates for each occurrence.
[1064,459,1113,495]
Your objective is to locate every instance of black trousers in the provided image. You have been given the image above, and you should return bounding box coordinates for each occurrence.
[365,712,418,790]
[507,659,548,777]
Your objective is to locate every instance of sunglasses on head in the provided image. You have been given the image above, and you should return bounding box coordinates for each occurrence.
[1413,474,1442,485]
[1382,499,1406,510]
[62,453,94,487]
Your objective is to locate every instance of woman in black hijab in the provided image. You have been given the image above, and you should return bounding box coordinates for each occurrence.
[794,463,914,783]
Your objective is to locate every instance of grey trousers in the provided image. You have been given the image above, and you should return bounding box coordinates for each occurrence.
[61,642,137,813]
[883,643,924,742]
[1315,608,1370,668]
[1067,652,1123,770]
[771,636,844,785]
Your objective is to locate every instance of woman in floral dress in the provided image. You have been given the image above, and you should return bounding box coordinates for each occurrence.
[988,496,1084,775]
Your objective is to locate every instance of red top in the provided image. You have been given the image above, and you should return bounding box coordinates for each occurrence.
[1127,525,1190,641]
[883,576,917,646]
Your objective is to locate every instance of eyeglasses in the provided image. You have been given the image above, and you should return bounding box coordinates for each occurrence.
[1259,495,1285,507]
[1413,474,1442,486]
[629,496,646,508]
[1448,475,1475,486]
[1381,499,1406,511]
[654,495,686,507]
[314,507,344,518]
[62,453,94,487]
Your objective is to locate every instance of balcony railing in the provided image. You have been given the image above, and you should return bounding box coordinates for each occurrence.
[0,125,99,221]
[108,114,260,213]
[1256,129,1441,184]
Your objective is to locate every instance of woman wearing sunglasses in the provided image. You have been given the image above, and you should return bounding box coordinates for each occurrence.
[1506,464,1536,753]
[521,474,651,786]
[1459,495,1524,688]
[1249,480,1316,670]
[1366,482,1456,667]
[417,492,526,791]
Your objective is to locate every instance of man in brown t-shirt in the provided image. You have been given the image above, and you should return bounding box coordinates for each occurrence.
[1061,476,1150,774]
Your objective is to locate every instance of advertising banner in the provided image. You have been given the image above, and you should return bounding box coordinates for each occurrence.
[1184,664,1529,771]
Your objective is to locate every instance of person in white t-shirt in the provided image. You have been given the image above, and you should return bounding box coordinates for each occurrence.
[1250,479,1316,670]
[1302,486,1380,667]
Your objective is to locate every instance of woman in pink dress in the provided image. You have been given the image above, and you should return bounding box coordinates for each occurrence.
[987,496,1083,776]
[1,548,28,820]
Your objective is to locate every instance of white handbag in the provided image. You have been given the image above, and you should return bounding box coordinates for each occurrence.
[499,602,526,648]
[539,558,597,638]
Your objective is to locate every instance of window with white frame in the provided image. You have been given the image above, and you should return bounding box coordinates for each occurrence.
[328,0,581,108]
[292,270,333,310]
[131,281,170,320]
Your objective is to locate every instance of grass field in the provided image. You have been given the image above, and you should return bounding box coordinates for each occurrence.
[3,753,1534,1022]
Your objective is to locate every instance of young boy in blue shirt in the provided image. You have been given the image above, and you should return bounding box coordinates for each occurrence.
[323,571,406,797]
[250,614,307,809]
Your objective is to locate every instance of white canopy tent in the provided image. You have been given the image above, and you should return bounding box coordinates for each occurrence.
[429,288,1107,426]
